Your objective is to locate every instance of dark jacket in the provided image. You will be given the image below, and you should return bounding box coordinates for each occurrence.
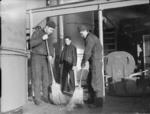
[81,33,102,66]
[30,29,54,57]
[60,44,77,66]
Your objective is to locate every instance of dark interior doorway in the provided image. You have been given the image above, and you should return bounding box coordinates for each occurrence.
[117,17,150,70]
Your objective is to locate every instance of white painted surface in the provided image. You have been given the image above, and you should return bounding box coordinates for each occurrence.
[26,0,46,30]
[1,0,27,112]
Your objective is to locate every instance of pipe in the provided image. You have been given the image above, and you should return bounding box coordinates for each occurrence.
[59,0,65,51]
[98,9,105,97]
[29,10,33,38]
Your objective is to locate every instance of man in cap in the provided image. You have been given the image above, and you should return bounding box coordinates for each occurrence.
[78,25,103,108]
[30,21,55,105]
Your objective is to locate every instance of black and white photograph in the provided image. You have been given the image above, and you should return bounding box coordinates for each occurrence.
[0,0,150,114]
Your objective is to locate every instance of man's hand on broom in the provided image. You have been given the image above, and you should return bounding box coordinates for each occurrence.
[42,34,48,40]
[72,66,77,70]
[81,61,88,69]
[48,56,54,65]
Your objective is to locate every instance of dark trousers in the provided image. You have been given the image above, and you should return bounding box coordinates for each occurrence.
[31,55,52,100]
[87,59,103,99]
[87,69,95,101]
[61,61,75,93]
[91,59,103,98]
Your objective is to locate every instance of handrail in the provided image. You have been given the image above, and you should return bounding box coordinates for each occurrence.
[0,46,30,57]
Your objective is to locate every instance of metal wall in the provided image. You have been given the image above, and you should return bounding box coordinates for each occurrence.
[1,0,27,112]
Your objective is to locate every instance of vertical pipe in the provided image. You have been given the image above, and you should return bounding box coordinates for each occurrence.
[29,10,33,38]
[142,36,146,74]
[59,0,64,51]
[59,16,64,51]
[29,10,34,97]
[98,9,105,98]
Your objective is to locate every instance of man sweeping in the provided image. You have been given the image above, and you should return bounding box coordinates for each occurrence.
[59,36,77,94]
[30,21,55,105]
[78,25,103,108]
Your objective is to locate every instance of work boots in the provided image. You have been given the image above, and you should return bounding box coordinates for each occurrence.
[41,96,49,103]
[88,97,103,108]
[33,97,42,105]
[84,98,94,104]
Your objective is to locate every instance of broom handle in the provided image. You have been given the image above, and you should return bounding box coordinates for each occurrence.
[73,67,77,86]
[79,69,84,87]
[45,39,56,84]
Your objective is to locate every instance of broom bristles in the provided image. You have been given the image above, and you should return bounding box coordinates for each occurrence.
[46,39,67,105]
[70,86,84,104]
[66,86,84,110]
[49,82,67,105]
[66,69,84,110]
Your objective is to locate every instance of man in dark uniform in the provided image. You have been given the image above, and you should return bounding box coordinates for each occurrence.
[78,25,103,108]
[30,21,55,105]
[59,36,77,94]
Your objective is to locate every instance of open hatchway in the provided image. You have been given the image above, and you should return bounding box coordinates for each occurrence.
[116,10,150,70]
[26,0,150,102]
[102,5,150,96]
[26,0,106,102]
[96,4,150,71]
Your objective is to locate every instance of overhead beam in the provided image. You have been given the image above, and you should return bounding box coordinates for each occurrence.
[27,0,149,28]
[27,1,98,27]
[100,0,149,10]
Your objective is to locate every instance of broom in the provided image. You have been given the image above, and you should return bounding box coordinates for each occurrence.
[45,39,67,105]
[67,68,84,110]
